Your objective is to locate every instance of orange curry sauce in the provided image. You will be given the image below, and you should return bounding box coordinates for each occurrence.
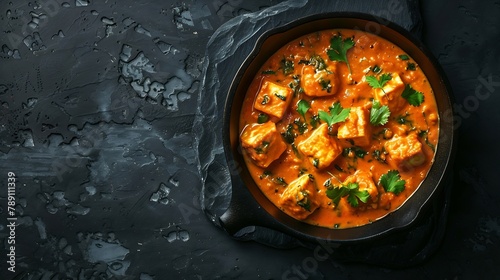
[239,29,439,228]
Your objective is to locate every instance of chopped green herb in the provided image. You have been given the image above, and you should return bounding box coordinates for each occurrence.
[291,143,300,158]
[260,170,272,179]
[326,182,370,207]
[274,92,287,101]
[334,164,344,172]
[261,94,270,105]
[396,112,412,126]
[418,130,436,152]
[298,59,309,65]
[371,65,382,74]
[313,158,319,168]
[379,170,405,195]
[261,70,276,75]
[342,146,367,159]
[309,54,327,71]
[407,62,416,71]
[319,78,332,93]
[366,73,392,93]
[280,57,294,76]
[318,102,350,127]
[401,84,424,106]
[372,149,387,163]
[281,124,296,144]
[327,35,355,74]
[294,118,308,134]
[254,141,270,154]
[297,190,311,211]
[310,114,320,129]
[324,178,333,188]
[370,100,390,126]
[274,177,288,186]
[307,174,315,182]
[257,113,268,124]
[298,168,308,176]
[398,54,410,61]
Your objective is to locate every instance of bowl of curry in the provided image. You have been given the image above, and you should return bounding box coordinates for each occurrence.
[222,13,455,242]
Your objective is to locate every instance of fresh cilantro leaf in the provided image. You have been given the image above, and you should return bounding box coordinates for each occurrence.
[366,73,392,91]
[346,193,360,207]
[297,99,310,120]
[401,84,424,106]
[379,170,406,195]
[298,59,309,65]
[327,35,355,74]
[323,178,333,188]
[370,100,391,126]
[326,182,370,207]
[318,102,350,126]
[398,54,410,61]
[298,168,308,176]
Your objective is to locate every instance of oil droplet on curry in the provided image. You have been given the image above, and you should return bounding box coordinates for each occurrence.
[239,29,439,229]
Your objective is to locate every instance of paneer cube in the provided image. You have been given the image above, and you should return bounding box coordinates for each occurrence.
[278,174,320,220]
[254,81,293,119]
[337,107,371,146]
[301,65,339,97]
[297,123,342,169]
[384,132,426,171]
[240,122,287,168]
[343,170,378,202]
[373,73,405,112]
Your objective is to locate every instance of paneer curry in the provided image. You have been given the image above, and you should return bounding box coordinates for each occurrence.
[238,29,439,229]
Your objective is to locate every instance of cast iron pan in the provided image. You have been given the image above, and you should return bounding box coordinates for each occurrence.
[221,12,455,243]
